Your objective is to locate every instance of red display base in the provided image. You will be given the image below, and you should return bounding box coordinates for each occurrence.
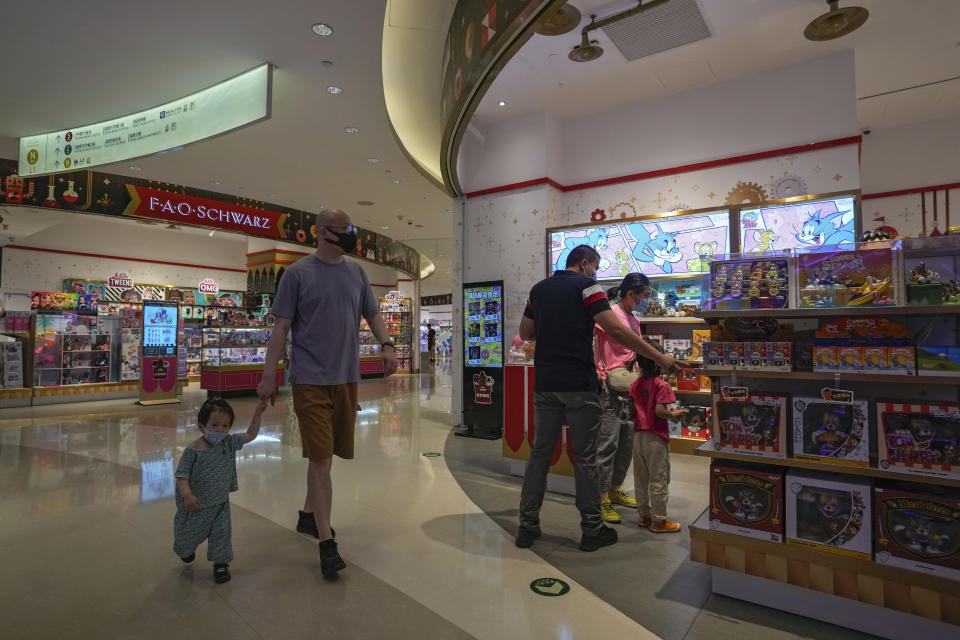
[360,358,384,378]
[201,366,285,392]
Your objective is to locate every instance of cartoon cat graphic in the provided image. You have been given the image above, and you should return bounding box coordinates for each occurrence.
[626,223,682,274]
[553,228,610,273]
[795,209,856,247]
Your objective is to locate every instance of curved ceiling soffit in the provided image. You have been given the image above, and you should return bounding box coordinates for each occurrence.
[383,0,565,198]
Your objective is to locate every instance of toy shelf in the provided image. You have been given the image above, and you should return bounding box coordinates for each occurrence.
[672,388,712,397]
[692,444,960,489]
[637,317,707,324]
[696,305,960,320]
[695,368,960,385]
[689,509,960,632]
[670,437,708,455]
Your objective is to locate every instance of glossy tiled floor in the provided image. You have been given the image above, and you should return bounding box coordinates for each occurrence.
[0,367,656,640]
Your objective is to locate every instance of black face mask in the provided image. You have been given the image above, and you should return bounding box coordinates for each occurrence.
[324,225,358,253]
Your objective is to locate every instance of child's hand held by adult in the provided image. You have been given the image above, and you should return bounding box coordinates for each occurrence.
[184,493,200,512]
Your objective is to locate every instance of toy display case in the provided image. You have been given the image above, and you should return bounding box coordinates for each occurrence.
[901,236,960,307]
[648,277,704,317]
[796,241,901,308]
[33,313,116,387]
[705,257,790,311]
[711,393,788,459]
[359,318,383,377]
[200,326,284,393]
[874,482,960,580]
[786,470,872,560]
[380,297,412,372]
[791,397,870,468]
[877,402,960,480]
[180,327,202,378]
[119,328,141,381]
[710,461,785,542]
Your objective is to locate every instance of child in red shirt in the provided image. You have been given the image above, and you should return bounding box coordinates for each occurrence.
[629,344,686,533]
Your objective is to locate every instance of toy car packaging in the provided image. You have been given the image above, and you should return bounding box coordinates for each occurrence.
[710,462,785,542]
[874,482,960,580]
[791,397,869,467]
[877,402,960,480]
[786,470,872,560]
[712,392,788,459]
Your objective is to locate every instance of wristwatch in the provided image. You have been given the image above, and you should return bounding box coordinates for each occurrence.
[381,342,396,351]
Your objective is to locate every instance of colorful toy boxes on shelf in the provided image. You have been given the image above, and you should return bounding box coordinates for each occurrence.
[902,236,960,307]
[706,258,789,310]
[710,461,786,542]
[797,243,898,308]
[791,396,869,467]
[704,342,792,372]
[813,317,914,374]
[711,391,788,459]
[877,402,960,480]
[668,404,711,440]
[786,470,872,560]
[874,482,960,580]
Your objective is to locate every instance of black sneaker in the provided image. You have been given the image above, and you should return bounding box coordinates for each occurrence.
[319,539,346,578]
[515,527,541,548]
[579,525,618,552]
[297,511,334,539]
[180,552,195,564]
[213,563,231,583]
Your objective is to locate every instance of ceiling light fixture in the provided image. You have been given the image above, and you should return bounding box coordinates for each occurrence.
[312,23,333,36]
[422,196,429,200]
[326,85,343,94]
[210,180,221,185]
[357,200,374,206]
[367,157,379,163]
[498,100,507,106]
[569,1,670,63]
[344,127,359,134]
[321,60,334,67]
[393,179,403,184]
[209,230,215,237]
[804,1,869,41]
[129,165,142,171]
[534,2,582,36]
[381,226,389,230]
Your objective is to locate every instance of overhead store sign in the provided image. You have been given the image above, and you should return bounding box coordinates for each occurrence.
[125,186,286,237]
[198,279,219,295]
[18,64,272,177]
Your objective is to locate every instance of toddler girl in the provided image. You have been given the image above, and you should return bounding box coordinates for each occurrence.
[174,397,265,583]
[628,343,686,533]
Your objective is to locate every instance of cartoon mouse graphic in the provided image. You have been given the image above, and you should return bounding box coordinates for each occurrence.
[795,208,856,247]
[750,229,779,254]
[626,222,683,274]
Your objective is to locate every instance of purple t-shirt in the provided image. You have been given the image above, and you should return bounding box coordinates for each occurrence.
[271,255,379,385]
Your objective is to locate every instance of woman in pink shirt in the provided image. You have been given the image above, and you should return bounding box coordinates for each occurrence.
[593,273,651,523]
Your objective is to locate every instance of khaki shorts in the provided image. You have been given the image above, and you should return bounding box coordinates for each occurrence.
[292,383,358,462]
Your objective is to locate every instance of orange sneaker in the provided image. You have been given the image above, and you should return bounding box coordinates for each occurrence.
[649,519,681,533]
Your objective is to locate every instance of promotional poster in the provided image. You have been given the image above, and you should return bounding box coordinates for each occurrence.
[739,195,857,254]
[462,281,504,438]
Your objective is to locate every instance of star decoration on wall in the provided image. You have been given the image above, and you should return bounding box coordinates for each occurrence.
[833,173,843,182]
[708,192,716,199]
[513,217,518,224]
[531,208,538,216]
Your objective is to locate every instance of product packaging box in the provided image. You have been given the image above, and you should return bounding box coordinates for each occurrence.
[704,342,727,370]
[786,470,872,559]
[837,347,863,371]
[644,334,664,349]
[862,347,889,374]
[917,346,960,376]
[692,330,710,361]
[888,347,916,374]
[874,482,960,580]
[664,339,693,361]
[712,393,788,459]
[677,368,700,391]
[726,342,747,368]
[745,343,767,369]
[769,342,792,371]
[710,462,786,542]
[813,346,837,371]
[877,402,960,479]
[791,397,870,467]
[681,405,711,440]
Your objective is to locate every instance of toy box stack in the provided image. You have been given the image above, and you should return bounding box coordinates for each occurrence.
[874,482,960,580]
[1,342,24,389]
[710,461,786,542]
[711,393,788,459]
[813,318,913,374]
[877,401,960,480]
[786,470,872,560]
[704,342,792,371]
[791,397,870,467]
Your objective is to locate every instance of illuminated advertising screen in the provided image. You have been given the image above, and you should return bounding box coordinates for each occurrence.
[142,302,178,357]
[463,283,503,368]
[739,195,857,254]
[549,210,730,280]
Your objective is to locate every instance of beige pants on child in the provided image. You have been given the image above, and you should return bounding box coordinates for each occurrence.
[632,430,670,521]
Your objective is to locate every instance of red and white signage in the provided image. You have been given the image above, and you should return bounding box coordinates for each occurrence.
[108,272,134,289]
[385,290,403,302]
[198,278,219,295]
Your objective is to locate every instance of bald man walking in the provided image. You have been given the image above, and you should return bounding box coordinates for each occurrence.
[259,209,398,578]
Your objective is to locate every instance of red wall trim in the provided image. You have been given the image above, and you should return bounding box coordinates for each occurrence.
[245,259,297,267]
[464,136,861,198]
[370,282,400,288]
[244,248,309,258]
[5,245,247,273]
[863,182,960,200]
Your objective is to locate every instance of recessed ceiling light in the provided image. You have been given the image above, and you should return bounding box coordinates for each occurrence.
[326,85,343,95]
[498,100,507,106]
[321,60,334,67]
[393,179,403,184]
[269,193,276,198]
[209,230,215,237]
[367,157,379,163]
[312,23,333,36]
[381,225,389,230]
[357,200,374,206]
[129,165,142,171]
[210,180,221,185]
[344,127,359,134]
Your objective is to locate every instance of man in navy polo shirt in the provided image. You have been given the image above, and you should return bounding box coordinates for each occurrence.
[516,245,680,551]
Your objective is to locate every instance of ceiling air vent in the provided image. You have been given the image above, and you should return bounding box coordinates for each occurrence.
[602,0,710,61]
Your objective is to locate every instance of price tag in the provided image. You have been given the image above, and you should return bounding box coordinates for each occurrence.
[821,387,854,404]
[720,385,749,400]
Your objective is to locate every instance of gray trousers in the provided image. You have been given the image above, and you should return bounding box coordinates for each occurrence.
[173,501,233,563]
[519,390,603,535]
[597,383,635,494]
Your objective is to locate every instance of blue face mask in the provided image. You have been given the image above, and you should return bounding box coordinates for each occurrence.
[633,299,650,314]
[203,430,227,446]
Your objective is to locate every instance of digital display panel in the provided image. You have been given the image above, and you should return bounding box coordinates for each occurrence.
[142,302,178,357]
[739,195,857,254]
[549,210,730,280]
[464,284,503,368]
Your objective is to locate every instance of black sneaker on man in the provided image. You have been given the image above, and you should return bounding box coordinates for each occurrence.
[579,525,618,552]
[180,552,195,564]
[297,510,334,539]
[213,563,231,583]
[515,526,541,548]
[319,539,346,578]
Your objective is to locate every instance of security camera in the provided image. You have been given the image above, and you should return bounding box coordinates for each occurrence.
[407,220,414,226]
[861,128,871,135]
